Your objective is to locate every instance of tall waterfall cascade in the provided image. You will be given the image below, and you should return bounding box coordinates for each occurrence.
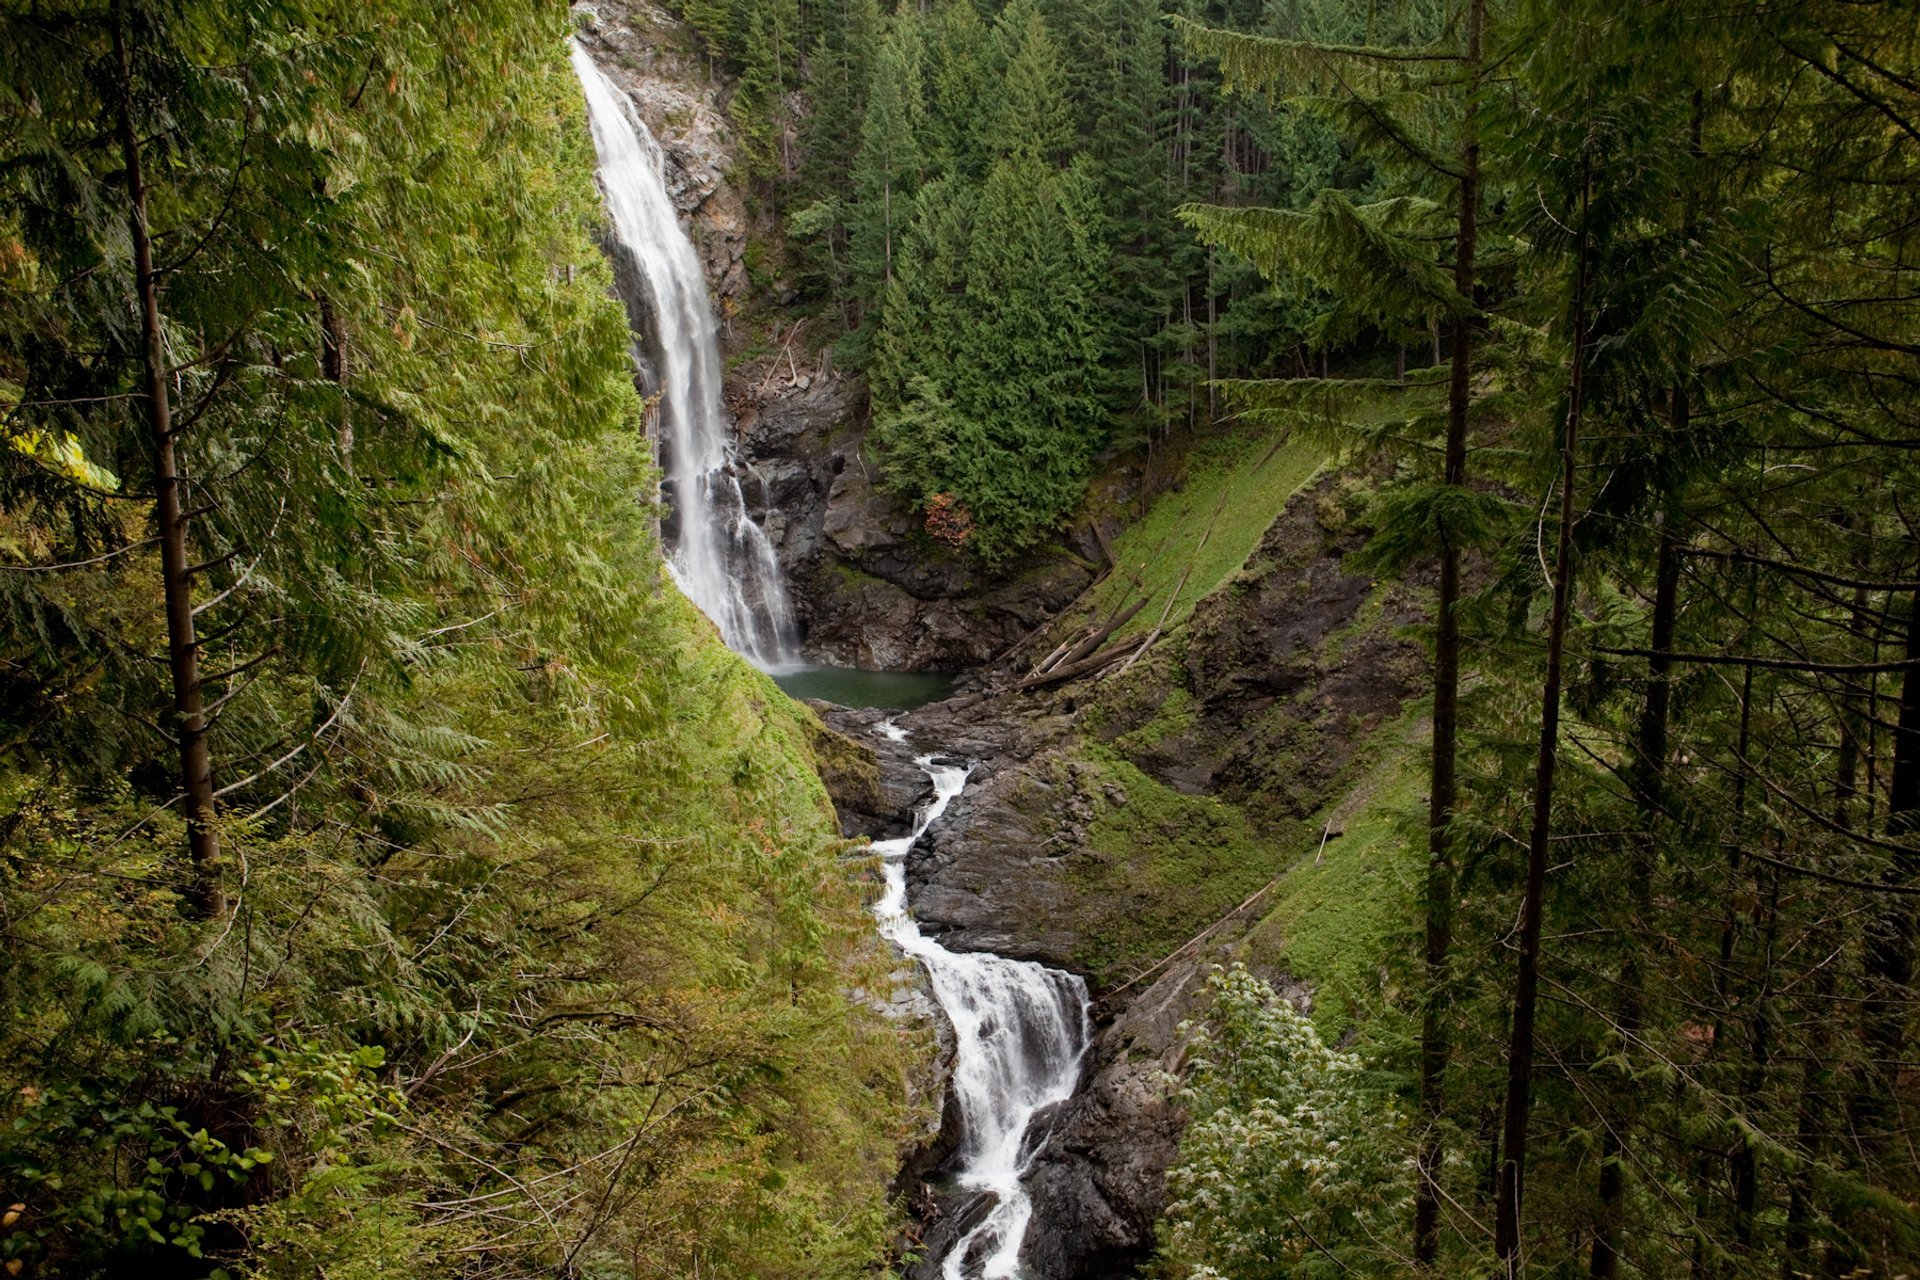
[571,43,798,668]
[873,722,1091,1280]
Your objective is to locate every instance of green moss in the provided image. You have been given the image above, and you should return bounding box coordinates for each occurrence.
[1240,724,1425,1041]
[1066,749,1310,986]
[792,704,887,817]
[1110,679,1195,756]
[824,559,893,590]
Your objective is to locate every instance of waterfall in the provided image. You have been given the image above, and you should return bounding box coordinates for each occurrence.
[571,43,798,668]
[873,722,1091,1279]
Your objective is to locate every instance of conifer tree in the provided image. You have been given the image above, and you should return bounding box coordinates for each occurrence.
[1175,5,1493,1263]
[850,19,928,312]
[732,0,803,176]
[993,1,1075,165]
[922,0,993,181]
[791,0,882,312]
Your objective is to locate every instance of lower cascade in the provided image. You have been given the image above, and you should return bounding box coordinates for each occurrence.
[571,42,799,667]
[872,722,1091,1279]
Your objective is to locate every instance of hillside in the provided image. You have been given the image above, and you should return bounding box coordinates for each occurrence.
[0,8,920,1278]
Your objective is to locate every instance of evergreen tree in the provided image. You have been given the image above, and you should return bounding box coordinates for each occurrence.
[1175,5,1495,1265]
[992,0,1075,165]
[731,0,803,176]
[922,0,994,181]
[849,18,929,318]
[789,0,882,315]
[866,5,1116,560]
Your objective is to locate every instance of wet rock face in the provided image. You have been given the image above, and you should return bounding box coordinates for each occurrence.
[574,4,748,297]
[731,371,1099,671]
[577,6,1093,674]
[1020,961,1201,1280]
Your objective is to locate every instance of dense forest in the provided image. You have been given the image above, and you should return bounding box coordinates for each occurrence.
[2,0,1918,1277]
[690,0,1428,560]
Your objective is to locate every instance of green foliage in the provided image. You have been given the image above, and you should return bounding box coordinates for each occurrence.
[3,1070,276,1265]
[1160,964,1411,1279]
[859,5,1119,561]
[1348,479,1511,577]
[0,3,918,1277]
[731,0,802,176]
[768,0,1380,563]
[1190,197,1465,363]
[1171,1,1920,1275]
[847,16,928,309]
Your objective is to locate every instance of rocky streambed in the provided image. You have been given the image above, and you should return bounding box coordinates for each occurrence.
[822,700,1194,1280]
[809,473,1433,1278]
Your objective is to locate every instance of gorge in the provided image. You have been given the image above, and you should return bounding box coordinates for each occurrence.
[6,3,1911,1279]
[573,40,798,667]
[572,38,1113,1276]
[869,725,1091,1279]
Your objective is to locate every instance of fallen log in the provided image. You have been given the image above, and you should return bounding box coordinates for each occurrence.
[1015,636,1138,690]
[1043,596,1147,674]
[1029,628,1086,679]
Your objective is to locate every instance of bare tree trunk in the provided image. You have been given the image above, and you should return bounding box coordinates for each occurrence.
[1414,0,1481,1267]
[1206,254,1217,425]
[115,0,223,919]
[1494,159,1590,1278]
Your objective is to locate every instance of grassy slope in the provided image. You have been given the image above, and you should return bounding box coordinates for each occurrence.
[1240,724,1425,1040]
[1073,429,1325,647]
[1056,425,1424,1048]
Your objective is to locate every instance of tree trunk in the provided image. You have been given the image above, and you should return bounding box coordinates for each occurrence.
[115,0,223,919]
[1589,507,1679,1278]
[1494,160,1590,1278]
[1414,0,1481,1267]
[1856,583,1920,1138]
[1783,571,1868,1267]
[1730,867,1780,1251]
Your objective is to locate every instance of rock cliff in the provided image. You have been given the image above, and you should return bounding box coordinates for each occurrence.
[579,0,1106,672]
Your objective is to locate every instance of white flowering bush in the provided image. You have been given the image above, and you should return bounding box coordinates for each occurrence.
[1160,965,1410,1279]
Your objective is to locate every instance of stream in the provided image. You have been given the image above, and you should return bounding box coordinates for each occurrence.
[871,721,1091,1279]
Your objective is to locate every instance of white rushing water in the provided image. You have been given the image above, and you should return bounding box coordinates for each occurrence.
[872,721,1091,1280]
[571,43,798,668]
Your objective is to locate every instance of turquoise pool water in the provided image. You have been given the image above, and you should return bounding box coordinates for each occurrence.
[769,665,957,710]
